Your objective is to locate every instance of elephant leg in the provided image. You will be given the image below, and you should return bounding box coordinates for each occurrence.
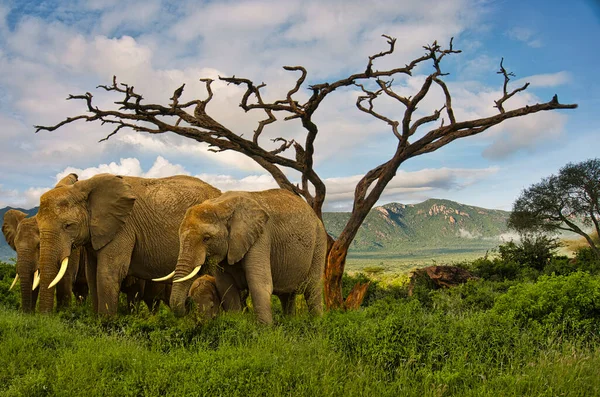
[278,293,296,316]
[303,282,323,316]
[215,272,242,312]
[97,245,133,316]
[86,251,99,313]
[244,249,274,324]
[304,249,325,317]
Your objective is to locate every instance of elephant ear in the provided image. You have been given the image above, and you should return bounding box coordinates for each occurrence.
[2,210,27,250]
[226,197,269,265]
[78,174,136,251]
[55,173,78,188]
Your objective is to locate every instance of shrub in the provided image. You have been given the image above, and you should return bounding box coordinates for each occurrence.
[467,257,521,281]
[498,234,561,271]
[493,272,600,337]
[0,261,19,310]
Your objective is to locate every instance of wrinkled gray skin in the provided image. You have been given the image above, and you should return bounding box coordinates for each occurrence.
[170,189,327,324]
[36,173,221,315]
[2,175,87,312]
[121,276,171,314]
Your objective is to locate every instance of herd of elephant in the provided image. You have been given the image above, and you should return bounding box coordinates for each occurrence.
[2,173,327,324]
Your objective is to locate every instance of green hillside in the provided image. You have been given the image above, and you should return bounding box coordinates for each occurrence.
[324,199,510,259]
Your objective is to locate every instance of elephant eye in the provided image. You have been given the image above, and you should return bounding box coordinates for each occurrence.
[64,222,75,230]
[203,235,211,242]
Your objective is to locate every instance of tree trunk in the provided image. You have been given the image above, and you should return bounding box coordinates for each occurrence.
[323,205,373,310]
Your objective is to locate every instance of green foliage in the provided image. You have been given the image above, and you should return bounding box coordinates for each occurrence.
[493,272,600,337]
[1,257,600,395]
[498,234,561,271]
[0,261,19,310]
[466,256,521,281]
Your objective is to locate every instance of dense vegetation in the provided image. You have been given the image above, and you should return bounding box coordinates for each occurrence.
[0,238,599,396]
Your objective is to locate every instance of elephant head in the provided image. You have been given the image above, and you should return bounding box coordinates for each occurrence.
[36,173,135,313]
[188,275,220,321]
[2,211,40,312]
[1,174,80,312]
[167,194,269,316]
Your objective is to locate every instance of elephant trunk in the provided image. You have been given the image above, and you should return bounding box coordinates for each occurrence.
[17,269,34,313]
[170,250,206,317]
[14,251,37,312]
[38,233,71,313]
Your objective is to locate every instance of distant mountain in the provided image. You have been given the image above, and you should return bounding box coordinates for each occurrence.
[0,200,510,261]
[0,206,38,261]
[323,199,510,253]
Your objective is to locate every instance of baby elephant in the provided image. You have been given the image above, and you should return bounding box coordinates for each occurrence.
[187,275,220,321]
[168,189,328,324]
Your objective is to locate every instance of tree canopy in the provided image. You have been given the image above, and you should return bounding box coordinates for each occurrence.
[509,159,600,259]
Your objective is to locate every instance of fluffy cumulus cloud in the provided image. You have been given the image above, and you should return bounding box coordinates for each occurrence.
[55,156,187,181]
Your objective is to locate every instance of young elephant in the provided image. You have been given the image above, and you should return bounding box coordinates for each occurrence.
[187,275,220,321]
[168,189,327,324]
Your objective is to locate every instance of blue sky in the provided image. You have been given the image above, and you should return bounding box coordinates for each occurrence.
[0,0,597,211]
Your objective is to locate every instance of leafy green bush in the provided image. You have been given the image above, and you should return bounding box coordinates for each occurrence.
[0,261,19,310]
[498,234,561,271]
[466,256,522,281]
[493,272,600,337]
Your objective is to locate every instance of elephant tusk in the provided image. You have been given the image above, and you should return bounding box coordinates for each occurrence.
[48,257,69,289]
[173,265,201,283]
[9,274,19,291]
[152,270,175,282]
[32,270,40,290]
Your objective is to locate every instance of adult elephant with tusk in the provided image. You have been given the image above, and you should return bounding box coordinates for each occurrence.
[166,189,327,324]
[36,173,221,315]
[2,174,87,312]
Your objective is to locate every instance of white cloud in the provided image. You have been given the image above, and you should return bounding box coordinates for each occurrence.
[322,167,499,210]
[505,27,543,48]
[513,71,571,88]
[55,156,189,181]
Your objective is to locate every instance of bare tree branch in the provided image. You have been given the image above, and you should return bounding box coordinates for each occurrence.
[494,58,530,113]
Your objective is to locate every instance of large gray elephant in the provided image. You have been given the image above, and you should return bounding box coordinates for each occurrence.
[2,174,87,312]
[35,173,221,315]
[167,189,327,324]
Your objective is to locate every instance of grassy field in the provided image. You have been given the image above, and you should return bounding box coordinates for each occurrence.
[346,249,487,274]
[1,251,599,396]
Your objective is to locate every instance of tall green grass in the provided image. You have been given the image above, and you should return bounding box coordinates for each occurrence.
[1,269,599,396]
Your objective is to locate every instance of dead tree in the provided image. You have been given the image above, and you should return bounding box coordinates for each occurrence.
[35,36,577,310]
